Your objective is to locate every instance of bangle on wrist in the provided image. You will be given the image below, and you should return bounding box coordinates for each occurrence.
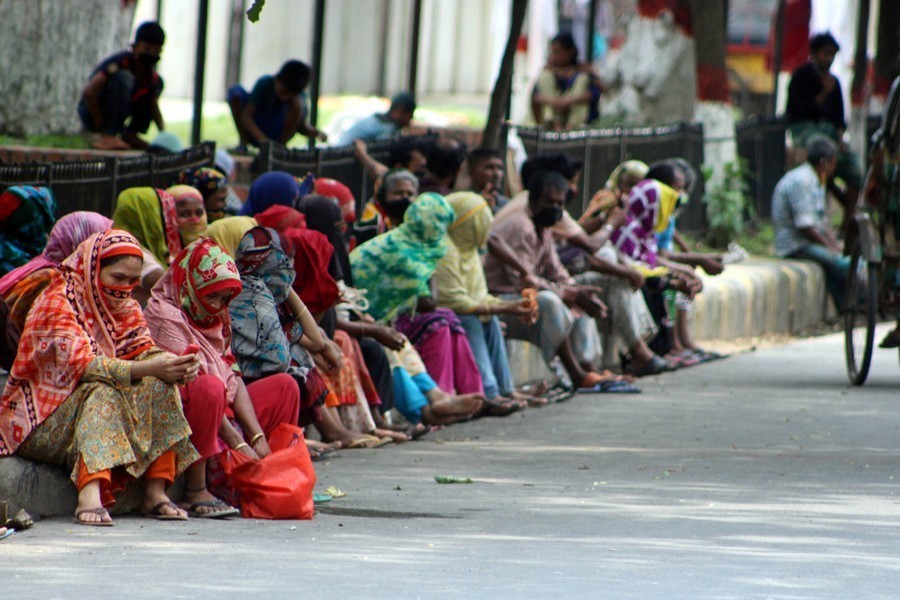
[250,432,265,446]
[234,442,249,451]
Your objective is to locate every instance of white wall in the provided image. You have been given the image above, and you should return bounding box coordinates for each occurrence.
[133,0,512,101]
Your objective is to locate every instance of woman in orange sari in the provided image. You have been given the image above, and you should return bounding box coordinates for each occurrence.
[0,230,200,526]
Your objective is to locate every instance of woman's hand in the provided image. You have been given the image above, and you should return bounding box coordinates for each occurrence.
[235,443,260,460]
[251,435,272,458]
[314,338,344,373]
[367,324,406,351]
[136,352,200,384]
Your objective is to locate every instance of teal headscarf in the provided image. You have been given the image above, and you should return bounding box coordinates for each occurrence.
[349,193,455,322]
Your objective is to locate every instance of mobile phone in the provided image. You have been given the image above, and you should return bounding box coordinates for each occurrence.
[182,344,200,356]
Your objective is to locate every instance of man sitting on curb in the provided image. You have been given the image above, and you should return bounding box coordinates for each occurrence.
[337,93,416,146]
[772,135,849,310]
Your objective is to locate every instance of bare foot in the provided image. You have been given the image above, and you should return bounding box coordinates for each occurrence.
[306,439,342,453]
[372,427,411,443]
[424,391,485,425]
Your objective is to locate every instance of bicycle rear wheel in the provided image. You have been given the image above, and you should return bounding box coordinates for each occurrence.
[844,238,878,385]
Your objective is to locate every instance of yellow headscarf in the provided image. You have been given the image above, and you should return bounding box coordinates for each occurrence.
[654,182,681,233]
[435,192,503,318]
[205,216,258,256]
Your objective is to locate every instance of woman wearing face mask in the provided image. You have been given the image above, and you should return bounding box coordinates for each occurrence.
[352,168,418,247]
[351,193,496,424]
[0,230,201,526]
[112,186,208,303]
[178,167,230,223]
[144,238,301,518]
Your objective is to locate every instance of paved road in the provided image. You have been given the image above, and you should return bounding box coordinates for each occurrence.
[2,329,899,600]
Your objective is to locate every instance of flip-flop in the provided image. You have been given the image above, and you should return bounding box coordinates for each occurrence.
[408,423,432,440]
[371,436,393,448]
[313,493,333,504]
[183,499,239,519]
[578,380,642,394]
[142,500,188,521]
[346,434,381,449]
[0,528,14,541]
[481,397,522,417]
[73,507,114,527]
[311,447,338,462]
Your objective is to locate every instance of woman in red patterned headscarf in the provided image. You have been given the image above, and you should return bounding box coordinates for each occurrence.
[145,237,301,518]
[0,230,201,526]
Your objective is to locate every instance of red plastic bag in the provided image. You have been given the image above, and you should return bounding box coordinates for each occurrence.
[219,423,317,520]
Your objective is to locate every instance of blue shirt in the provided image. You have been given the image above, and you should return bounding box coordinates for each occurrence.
[656,217,676,253]
[336,113,398,146]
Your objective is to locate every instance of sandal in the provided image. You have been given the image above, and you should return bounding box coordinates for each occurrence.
[142,500,188,521]
[183,498,239,519]
[624,355,677,377]
[407,423,432,440]
[0,527,14,541]
[73,507,114,527]
[578,380,642,394]
[481,397,523,417]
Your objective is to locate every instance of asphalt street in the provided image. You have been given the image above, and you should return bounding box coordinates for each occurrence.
[2,327,899,600]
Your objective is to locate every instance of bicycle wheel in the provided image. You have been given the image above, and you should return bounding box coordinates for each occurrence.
[844,238,877,385]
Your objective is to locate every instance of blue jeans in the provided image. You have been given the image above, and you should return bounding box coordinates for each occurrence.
[458,314,514,399]
[790,243,850,309]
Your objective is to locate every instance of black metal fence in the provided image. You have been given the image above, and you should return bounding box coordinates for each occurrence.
[735,116,786,220]
[515,123,708,231]
[257,134,439,212]
[0,143,216,217]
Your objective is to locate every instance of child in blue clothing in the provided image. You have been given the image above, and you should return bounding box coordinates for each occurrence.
[227,60,327,151]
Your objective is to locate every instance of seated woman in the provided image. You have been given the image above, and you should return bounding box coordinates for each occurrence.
[145,238,300,518]
[238,171,303,217]
[229,226,382,451]
[178,167,230,223]
[351,193,492,423]
[353,168,419,247]
[0,212,112,339]
[0,186,56,277]
[531,33,599,131]
[254,205,407,445]
[206,214,263,256]
[577,160,648,234]
[0,230,200,526]
[112,186,208,302]
[435,192,541,408]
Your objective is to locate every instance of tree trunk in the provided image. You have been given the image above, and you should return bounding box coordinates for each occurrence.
[689,0,736,185]
[874,0,900,98]
[0,0,136,137]
[849,0,871,164]
[481,0,528,150]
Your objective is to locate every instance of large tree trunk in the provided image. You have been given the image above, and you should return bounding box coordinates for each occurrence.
[0,0,136,137]
[690,0,736,185]
[849,0,871,164]
[481,0,528,150]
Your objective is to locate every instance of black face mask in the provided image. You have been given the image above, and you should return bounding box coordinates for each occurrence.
[533,206,563,228]
[138,53,160,68]
[383,198,412,221]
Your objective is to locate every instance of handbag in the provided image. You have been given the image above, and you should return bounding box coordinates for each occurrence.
[218,423,317,520]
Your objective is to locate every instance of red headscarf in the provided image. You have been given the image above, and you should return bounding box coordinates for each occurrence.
[0,230,153,455]
[144,238,244,405]
[255,206,340,314]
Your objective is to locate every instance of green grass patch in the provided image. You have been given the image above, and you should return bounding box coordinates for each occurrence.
[683,221,775,258]
[0,134,88,149]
